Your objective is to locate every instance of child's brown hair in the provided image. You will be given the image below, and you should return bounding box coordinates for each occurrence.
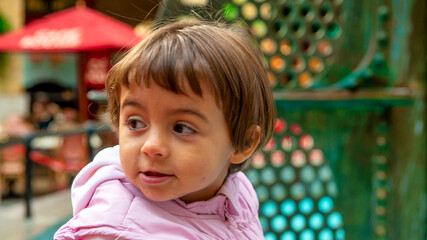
[106,19,276,174]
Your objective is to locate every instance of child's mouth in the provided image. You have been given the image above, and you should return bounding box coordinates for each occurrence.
[140,171,173,184]
[145,171,169,177]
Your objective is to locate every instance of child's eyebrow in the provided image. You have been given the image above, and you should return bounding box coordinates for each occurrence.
[170,108,209,123]
[121,100,209,123]
[121,100,143,110]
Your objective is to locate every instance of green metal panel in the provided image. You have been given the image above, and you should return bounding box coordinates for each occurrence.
[156,0,426,239]
[156,0,412,90]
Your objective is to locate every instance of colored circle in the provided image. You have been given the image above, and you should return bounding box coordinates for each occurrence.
[318,196,334,213]
[242,2,258,20]
[319,228,334,240]
[260,2,277,20]
[274,118,287,134]
[309,180,323,198]
[245,168,260,185]
[262,200,278,217]
[251,20,268,38]
[327,181,338,197]
[290,182,306,199]
[318,165,333,181]
[256,185,269,202]
[336,228,345,239]
[298,72,313,88]
[308,149,324,166]
[280,199,296,216]
[264,137,276,152]
[232,0,247,5]
[271,150,286,166]
[327,212,343,229]
[272,184,287,201]
[260,216,269,231]
[252,152,266,168]
[271,215,287,232]
[280,231,296,240]
[308,212,324,229]
[291,150,306,168]
[270,56,286,72]
[261,38,278,55]
[326,23,341,38]
[222,3,239,20]
[301,166,316,183]
[280,39,293,56]
[300,229,315,240]
[290,214,306,231]
[281,135,295,152]
[299,197,314,214]
[261,166,277,185]
[265,232,278,240]
[280,166,296,183]
[299,134,314,150]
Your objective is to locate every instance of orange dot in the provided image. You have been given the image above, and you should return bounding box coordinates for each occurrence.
[270,56,286,72]
[298,71,313,88]
[308,57,324,72]
[280,40,293,56]
[317,40,333,56]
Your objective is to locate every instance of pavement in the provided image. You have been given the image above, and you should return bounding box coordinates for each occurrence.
[0,190,72,240]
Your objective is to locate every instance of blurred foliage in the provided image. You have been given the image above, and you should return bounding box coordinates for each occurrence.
[0,13,11,78]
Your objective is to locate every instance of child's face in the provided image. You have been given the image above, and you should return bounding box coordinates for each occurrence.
[119,81,238,203]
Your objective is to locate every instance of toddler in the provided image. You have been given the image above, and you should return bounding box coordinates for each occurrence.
[55,19,276,239]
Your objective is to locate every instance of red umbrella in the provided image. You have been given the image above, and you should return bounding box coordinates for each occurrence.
[0,5,143,120]
[0,5,141,52]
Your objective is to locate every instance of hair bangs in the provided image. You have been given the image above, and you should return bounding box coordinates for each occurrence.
[127,33,218,99]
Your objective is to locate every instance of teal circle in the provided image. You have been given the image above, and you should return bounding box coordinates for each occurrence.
[261,167,277,185]
[265,232,278,240]
[272,184,287,201]
[280,199,297,216]
[290,182,306,199]
[271,215,287,232]
[300,229,315,240]
[290,214,306,231]
[336,228,345,239]
[327,212,343,229]
[262,200,278,217]
[280,199,296,216]
[318,196,334,213]
[309,180,323,198]
[280,166,296,183]
[318,165,332,181]
[280,231,296,240]
[326,23,341,38]
[299,197,314,214]
[245,169,260,185]
[308,212,324,229]
[260,216,269,231]
[327,181,338,197]
[256,185,269,202]
[319,228,334,240]
[301,166,316,183]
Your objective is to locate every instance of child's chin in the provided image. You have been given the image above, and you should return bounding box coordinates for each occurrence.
[142,191,175,202]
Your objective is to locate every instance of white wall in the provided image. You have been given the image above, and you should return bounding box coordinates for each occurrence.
[0,93,30,122]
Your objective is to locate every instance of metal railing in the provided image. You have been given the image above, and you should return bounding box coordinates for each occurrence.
[0,123,113,218]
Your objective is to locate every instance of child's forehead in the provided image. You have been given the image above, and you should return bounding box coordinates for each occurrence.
[122,77,219,103]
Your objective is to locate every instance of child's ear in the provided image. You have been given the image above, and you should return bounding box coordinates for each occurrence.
[229,125,261,164]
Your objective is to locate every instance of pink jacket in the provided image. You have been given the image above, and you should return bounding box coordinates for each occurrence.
[54,146,264,239]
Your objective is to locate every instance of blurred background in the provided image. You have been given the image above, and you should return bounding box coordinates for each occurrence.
[0,0,425,239]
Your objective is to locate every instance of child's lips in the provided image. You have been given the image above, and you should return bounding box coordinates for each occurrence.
[139,171,173,184]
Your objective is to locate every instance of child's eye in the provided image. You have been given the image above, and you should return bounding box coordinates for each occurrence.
[173,123,196,135]
[127,117,146,131]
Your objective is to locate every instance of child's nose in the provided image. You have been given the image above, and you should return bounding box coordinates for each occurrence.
[140,130,169,159]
